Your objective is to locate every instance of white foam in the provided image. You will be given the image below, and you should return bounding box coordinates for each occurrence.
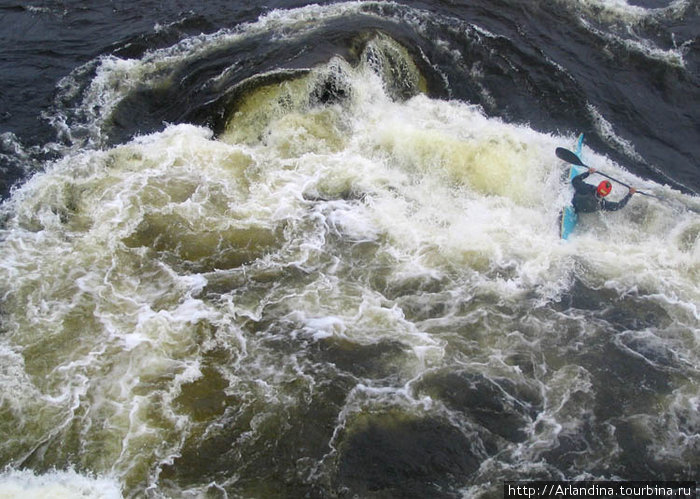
[566,0,690,24]
[578,16,686,68]
[586,104,645,163]
[304,316,347,339]
[0,468,122,499]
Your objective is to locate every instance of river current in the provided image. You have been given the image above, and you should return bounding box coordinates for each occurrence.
[0,1,698,497]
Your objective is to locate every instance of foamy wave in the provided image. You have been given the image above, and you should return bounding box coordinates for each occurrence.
[0,468,122,499]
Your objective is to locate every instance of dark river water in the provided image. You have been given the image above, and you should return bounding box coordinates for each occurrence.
[0,1,698,497]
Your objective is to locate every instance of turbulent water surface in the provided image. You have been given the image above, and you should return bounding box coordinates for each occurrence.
[0,1,699,497]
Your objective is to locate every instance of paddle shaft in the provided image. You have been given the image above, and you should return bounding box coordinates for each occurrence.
[555,147,660,199]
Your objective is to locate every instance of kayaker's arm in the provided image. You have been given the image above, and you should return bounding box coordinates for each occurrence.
[600,188,636,212]
[571,168,595,191]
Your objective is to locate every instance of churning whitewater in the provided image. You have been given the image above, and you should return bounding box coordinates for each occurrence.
[0,1,698,498]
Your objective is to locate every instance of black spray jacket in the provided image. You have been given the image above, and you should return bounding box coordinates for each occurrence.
[572,171,633,213]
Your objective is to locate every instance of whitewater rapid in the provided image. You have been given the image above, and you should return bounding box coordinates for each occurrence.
[0,2,698,498]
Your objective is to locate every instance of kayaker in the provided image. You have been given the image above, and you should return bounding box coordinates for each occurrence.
[572,168,636,213]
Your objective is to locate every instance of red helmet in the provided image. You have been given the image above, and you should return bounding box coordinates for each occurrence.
[597,180,612,197]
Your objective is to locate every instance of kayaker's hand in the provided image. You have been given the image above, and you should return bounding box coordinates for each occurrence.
[588,167,597,174]
[629,187,637,195]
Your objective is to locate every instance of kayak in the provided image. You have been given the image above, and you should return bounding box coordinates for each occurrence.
[559,134,586,240]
